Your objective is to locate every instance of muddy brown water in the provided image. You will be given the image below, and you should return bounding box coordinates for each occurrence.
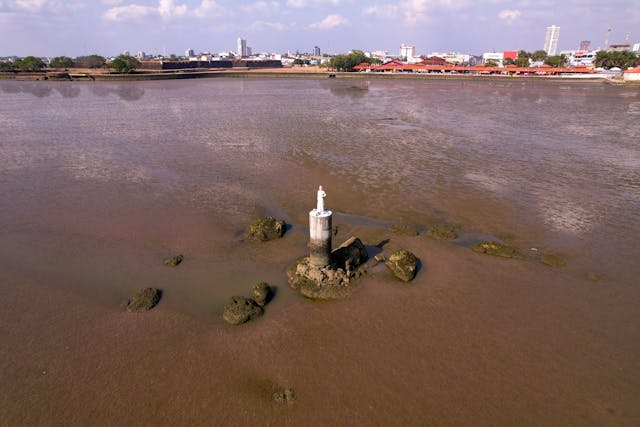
[1,78,639,425]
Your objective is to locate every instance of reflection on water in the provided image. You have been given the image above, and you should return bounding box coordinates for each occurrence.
[0,78,639,291]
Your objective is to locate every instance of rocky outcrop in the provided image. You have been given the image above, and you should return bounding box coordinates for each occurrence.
[252,282,272,307]
[388,223,420,236]
[385,250,418,282]
[126,288,162,312]
[246,217,287,241]
[331,236,368,271]
[223,296,263,325]
[427,224,458,240]
[472,241,523,259]
[273,388,296,406]
[163,254,184,267]
[539,254,565,267]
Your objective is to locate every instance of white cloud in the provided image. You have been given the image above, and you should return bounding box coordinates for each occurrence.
[102,0,123,4]
[242,1,279,14]
[309,13,348,29]
[103,4,154,21]
[399,0,471,25]
[194,0,224,18]
[158,0,187,19]
[287,0,348,7]
[498,8,521,23]
[12,0,47,12]
[249,20,285,30]
[363,4,398,18]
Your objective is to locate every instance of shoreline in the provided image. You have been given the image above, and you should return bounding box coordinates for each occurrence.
[1,68,637,85]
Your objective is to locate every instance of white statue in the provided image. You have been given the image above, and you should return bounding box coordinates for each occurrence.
[316,185,326,213]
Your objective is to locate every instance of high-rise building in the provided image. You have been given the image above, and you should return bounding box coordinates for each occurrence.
[185,48,194,58]
[399,44,415,60]
[579,40,591,51]
[313,46,321,56]
[544,25,560,55]
[237,37,248,57]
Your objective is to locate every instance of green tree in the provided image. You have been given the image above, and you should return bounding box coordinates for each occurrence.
[50,56,75,68]
[515,50,531,67]
[484,59,498,67]
[328,50,374,71]
[544,54,567,67]
[503,57,515,66]
[75,54,106,68]
[0,61,14,71]
[15,56,46,71]
[595,51,639,70]
[109,54,140,73]
[531,50,548,62]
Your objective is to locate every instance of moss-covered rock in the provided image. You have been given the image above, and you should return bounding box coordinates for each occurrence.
[223,296,263,325]
[246,217,287,241]
[252,282,272,307]
[539,254,565,267]
[385,250,418,282]
[331,236,368,271]
[126,288,162,312]
[163,254,184,267]
[287,257,361,300]
[388,223,420,236]
[472,241,523,259]
[427,224,458,240]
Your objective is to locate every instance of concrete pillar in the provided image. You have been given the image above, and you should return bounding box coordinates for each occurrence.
[309,186,332,267]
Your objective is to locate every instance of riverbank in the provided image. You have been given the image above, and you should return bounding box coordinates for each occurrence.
[2,67,637,85]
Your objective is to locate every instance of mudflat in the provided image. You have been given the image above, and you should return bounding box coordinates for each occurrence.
[1,78,638,425]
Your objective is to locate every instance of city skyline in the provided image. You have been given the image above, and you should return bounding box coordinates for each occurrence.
[0,0,638,57]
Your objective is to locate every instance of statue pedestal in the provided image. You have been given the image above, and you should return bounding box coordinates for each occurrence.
[309,209,332,267]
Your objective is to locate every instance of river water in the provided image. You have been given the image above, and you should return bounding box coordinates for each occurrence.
[1,78,639,425]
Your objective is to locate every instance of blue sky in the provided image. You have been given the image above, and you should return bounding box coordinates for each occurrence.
[0,0,638,57]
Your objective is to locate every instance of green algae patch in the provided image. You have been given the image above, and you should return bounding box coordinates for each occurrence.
[426,224,458,240]
[539,254,565,267]
[388,223,420,236]
[472,241,523,259]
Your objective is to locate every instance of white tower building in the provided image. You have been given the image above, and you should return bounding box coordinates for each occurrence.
[544,25,561,56]
[399,44,415,61]
[237,37,248,57]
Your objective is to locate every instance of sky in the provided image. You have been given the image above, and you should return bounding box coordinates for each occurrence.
[0,0,638,57]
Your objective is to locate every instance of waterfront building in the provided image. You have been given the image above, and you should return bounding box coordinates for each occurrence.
[544,25,560,55]
[560,50,598,68]
[482,52,504,66]
[580,40,591,51]
[428,52,472,65]
[185,48,194,58]
[633,43,640,53]
[623,67,640,81]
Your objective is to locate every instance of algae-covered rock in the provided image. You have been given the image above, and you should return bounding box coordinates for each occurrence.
[472,241,523,259]
[163,254,184,267]
[539,254,565,267]
[385,250,418,282]
[388,223,420,236]
[246,217,287,241]
[586,271,603,282]
[126,288,162,312]
[273,388,296,406]
[331,236,368,271]
[223,296,263,325]
[287,257,360,300]
[427,224,458,240]
[252,282,272,307]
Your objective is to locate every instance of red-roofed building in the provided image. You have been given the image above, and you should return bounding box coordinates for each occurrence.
[419,56,447,66]
[503,51,518,60]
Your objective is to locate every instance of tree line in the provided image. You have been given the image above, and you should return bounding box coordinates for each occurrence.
[327,50,381,72]
[0,54,142,73]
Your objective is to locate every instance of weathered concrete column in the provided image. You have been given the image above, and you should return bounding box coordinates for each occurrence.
[309,186,332,267]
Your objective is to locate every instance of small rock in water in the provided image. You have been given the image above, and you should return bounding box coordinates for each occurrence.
[427,224,458,240]
[388,223,420,236]
[126,288,162,312]
[385,250,418,282]
[252,282,272,307]
[586,271,603,282]
[246,217,287,241]
[539,253,565,267]
[223,296,263,325]
[163,254,184,267]
[472,241,523,259]
[273,388,296,406]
